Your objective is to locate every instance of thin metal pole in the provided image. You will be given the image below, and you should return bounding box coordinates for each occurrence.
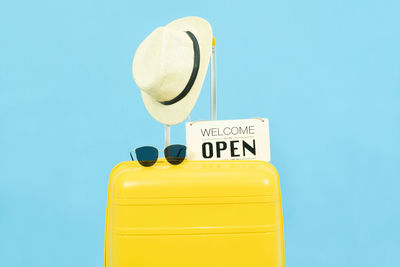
[164,124,170,148]
[211,37,217,120]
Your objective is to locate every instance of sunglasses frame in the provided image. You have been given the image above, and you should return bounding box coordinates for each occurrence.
[130,144,186,167]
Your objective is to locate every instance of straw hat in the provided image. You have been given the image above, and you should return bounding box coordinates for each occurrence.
[132,17,212,125]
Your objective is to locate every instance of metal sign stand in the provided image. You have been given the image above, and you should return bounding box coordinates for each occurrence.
[164,125,170,148]
[211,37,217,120]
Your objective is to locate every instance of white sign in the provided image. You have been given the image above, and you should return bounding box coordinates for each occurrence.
[186,118,270,161]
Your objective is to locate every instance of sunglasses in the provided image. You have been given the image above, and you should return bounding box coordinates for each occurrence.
[130,145,186,167]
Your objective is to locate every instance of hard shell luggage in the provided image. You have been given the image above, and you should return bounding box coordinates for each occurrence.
[104,159,285,267]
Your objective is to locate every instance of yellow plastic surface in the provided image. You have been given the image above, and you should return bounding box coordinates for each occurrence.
[105,160,284,267]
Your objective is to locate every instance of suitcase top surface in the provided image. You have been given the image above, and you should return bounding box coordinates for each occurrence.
[109,160,279,200]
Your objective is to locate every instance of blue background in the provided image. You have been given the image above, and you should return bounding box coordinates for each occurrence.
[1,0,399,266]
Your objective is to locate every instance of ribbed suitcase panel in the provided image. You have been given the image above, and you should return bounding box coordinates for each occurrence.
[105,160,284,267]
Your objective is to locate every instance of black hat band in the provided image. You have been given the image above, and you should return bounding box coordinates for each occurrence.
[159,31,200,106]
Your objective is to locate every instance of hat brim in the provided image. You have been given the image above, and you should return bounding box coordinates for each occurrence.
[139,17,212,125]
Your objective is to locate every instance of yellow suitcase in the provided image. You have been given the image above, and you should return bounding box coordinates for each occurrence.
[105,159,284,267]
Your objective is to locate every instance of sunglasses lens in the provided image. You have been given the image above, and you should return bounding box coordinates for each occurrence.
[135,146,158,167]
[164,145,186,165]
